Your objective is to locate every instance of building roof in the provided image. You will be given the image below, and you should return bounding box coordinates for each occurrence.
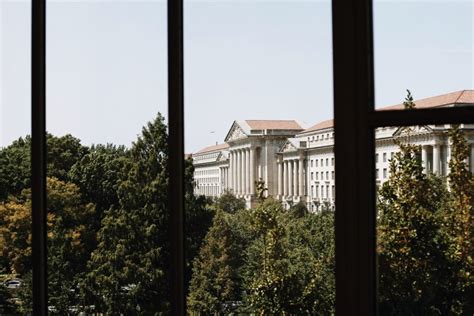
[244,120,303,130]
[299,119,334,134]
[379,90,474,111]
[195,142,229,154]
[299,90,474,134]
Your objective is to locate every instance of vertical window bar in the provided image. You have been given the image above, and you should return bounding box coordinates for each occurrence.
[332,0,376,315]
[168,0,185,314]
[31,0,47,313]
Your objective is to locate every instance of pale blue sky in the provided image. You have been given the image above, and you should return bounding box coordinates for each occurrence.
[1,0,472,152]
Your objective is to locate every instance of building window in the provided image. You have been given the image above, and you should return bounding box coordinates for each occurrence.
[316,172,319,180]
[383,168,387,179]
[316,159,318,167]
[376,153,379,163]
[376,168,379,179]
[383,152,387,162]
[311,172,314,180]
[332,171,335,180]
[332,157,335,166]
[311,159,314,167]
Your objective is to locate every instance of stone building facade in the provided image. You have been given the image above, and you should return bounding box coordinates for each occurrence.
[192,90,474,210]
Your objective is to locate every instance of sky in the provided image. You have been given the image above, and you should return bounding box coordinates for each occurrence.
[1,0,472,153]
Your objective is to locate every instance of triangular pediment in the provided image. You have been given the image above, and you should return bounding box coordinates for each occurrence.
[279,140,298,153]
[224,121,248,142]
[216,151,228,162]
[393,125,433,138]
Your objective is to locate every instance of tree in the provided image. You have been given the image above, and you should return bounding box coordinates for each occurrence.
[0,136,31,201]
[86,113,170,314]
[377,93,465,314]
[0,134,88,202]
[46,134,89,181]
[187,210,244,314]
[184,156,215,296]
[213,190,246,214]
[0,178,95,313]
[444,125,474,313]
[69,144,129,213]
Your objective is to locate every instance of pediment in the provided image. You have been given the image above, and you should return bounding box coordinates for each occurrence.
[393,125,433,138]
[280,140,298,153]
[216,152,228,162]
[224,122,248,142]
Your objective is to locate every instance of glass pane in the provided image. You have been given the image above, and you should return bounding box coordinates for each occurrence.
[184,1,335,314]
[0,0,32,313]
[46,1,168,313]
[374,0,473,111]
[375,121,474,314]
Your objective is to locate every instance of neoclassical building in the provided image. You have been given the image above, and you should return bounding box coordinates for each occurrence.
[192,90,474,210]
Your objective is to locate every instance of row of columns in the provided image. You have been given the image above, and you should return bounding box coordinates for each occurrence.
[277,158,305,197]
[417,143,474,176]
[229,147,256,196]
[219,166,230,194]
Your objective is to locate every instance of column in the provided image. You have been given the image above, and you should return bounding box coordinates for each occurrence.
[277,159,282,197]
[433,144,440,175]
[446,144,451,176]
[237,150,242,195]
[240,149,247,195]
[293,159,298,197]
[288,160,293,197]
[421,145,428,174]
[250,147,255,195]
[471,145,474,175]
[241,149,245,195]
[219,167,222,195]
[231,151,235,193]
[246,148,251,194]
[283,160,288,196]
[298,157,304,197]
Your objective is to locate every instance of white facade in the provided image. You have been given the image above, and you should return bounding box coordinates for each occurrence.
[192,90,474,210]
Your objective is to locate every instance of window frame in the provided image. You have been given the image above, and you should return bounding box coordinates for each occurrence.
[29,0,474,314]
[332,0,474,314]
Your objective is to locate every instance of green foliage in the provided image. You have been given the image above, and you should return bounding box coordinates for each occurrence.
[0,137,31,201]
[0,178,95,312]
[86,113,170,314]
[184,157,215,296]
[214,190,246,214]
[245,199,335,314]
[187,210,246,314]
[377,104,473,314]
[69,144,129,212]
[46,134,89,181]
[0,134,88,202]
[289,201,308,218]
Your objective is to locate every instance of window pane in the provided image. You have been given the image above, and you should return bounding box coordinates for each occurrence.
[374,0,473,111]
[1,0,32,313]
[375,120,474,314]
[46,1,169,313]
[184,1,335,314]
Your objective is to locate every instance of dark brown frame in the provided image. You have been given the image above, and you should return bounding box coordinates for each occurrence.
[30,0,474,314]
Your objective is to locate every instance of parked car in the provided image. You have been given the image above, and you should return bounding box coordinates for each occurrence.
[3,278,22,289]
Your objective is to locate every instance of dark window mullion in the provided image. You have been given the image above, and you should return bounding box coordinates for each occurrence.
[168,0,185,314]
[31,0,48,313]
[369,107,474,127]
[333,0,376,314]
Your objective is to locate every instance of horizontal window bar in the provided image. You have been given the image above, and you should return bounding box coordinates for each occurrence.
[369,107,474,127]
